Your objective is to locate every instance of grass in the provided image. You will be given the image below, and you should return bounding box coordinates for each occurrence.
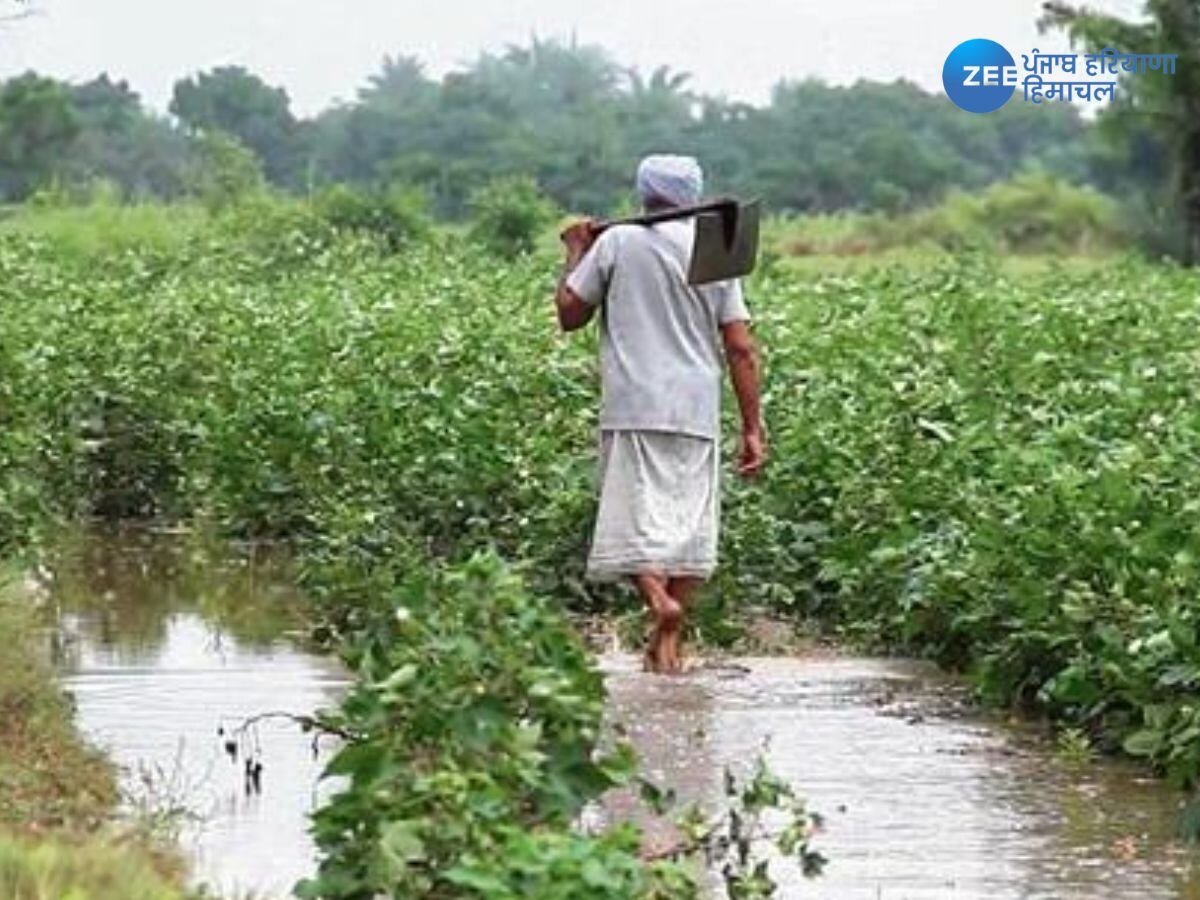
[768,245,1125,280]
[0,199,209,261]
[0,572,196,899]
[0,572,116,830]
[0,833,188,900]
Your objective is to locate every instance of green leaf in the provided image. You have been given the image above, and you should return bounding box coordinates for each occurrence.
[325,741,388,780]
[444,865,511,895]
[379,820,427,874]
[1122,729,1165,758]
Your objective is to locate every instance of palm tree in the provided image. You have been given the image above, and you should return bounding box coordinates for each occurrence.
[623,65,696,156]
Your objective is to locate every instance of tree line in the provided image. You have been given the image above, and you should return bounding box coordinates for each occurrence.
[0,37,1136,219]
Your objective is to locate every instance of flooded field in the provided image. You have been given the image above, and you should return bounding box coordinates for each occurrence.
[33,528,1200,899]
[43,529,345,898]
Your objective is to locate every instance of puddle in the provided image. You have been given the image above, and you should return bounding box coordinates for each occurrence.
[602,654,1200,899]
[42,529,344,899]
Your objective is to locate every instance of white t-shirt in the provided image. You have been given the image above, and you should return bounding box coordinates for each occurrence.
[566,220,750,440]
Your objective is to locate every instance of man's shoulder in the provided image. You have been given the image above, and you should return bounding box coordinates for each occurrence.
[604,221,692,261]
[599,223,641,245]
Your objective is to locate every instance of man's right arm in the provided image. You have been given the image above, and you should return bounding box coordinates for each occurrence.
[556,220,600,332]
[721,321,767,477]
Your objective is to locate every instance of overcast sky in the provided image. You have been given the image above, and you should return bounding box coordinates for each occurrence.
[0,0,1143,115]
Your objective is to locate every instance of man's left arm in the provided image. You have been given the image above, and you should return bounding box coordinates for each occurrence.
[717,281,766,477]
[722,320,766,477]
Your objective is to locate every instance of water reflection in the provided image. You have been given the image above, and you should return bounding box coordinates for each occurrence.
[45,528,304,665]
[45,527,344,899]
[603,655,1200,899]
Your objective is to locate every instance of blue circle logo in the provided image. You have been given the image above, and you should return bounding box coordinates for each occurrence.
[943,39,1016,114]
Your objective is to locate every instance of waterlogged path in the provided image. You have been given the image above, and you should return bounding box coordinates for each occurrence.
[44,530,345,898]
[603,655,1200,899]
[37,529,1200,899]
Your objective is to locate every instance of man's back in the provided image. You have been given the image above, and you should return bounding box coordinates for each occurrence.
[566,220,749,439]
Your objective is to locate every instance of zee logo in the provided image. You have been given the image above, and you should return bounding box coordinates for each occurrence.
[962,65,1019,87]
[943,39,1017,113]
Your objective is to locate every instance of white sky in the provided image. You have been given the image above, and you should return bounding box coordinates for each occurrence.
[0,0,1144,115]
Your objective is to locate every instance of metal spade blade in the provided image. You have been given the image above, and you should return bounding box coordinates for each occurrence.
[686,199,761,285]
[595,197,762,286]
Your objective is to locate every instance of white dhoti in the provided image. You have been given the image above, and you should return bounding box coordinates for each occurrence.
[585,430,719,581]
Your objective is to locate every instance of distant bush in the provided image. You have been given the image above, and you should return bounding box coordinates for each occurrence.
[1125,192,1195,262]
[187,131,266,213]
[905,171,1123,254]
[782,172,1126,257]
[467,176,557,258]
[25,180,75,210]
[313,183,430,250]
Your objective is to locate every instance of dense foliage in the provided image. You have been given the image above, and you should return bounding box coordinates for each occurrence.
[294,551,696,899]
[4,205,1200,891]
[0,38,1103,216]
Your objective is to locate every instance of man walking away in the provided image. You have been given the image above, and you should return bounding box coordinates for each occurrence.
[554,154,766,674]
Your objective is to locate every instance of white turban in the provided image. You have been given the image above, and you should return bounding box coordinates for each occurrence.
[636,154,703,208]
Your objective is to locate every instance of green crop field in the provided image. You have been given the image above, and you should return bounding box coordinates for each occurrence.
[3,200,1200,895]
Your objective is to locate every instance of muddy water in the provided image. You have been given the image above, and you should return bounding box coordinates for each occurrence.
[43,529,345,899]
[35,528,1200,899]
[602,654,1200,899]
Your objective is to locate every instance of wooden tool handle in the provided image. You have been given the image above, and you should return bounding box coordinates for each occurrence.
[596,197,737,232]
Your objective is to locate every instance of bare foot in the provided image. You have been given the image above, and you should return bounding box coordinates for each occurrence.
[645,595,681,674]
[659,621,684,674]
[632,575,683,676]
[642,642,660,674]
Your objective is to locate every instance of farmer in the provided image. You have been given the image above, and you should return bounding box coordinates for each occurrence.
[554,154,765,674]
